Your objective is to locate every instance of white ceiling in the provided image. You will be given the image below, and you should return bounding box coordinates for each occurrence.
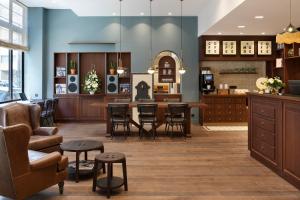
[204,0,300,35]
[19,0,299,36]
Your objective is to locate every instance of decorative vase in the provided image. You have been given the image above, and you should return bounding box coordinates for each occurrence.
[271,88,279,95]
[70,69,76,75]
[89,91,95,95]
[109,69,115,75]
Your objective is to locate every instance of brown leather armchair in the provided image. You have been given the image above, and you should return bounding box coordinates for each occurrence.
[0,103,62,152]
[0,124,68,200]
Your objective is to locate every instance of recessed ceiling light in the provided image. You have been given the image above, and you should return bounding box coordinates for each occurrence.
[237,25,246,28]
[240,32,244,35]
[255,16,264,19]
[168,12,172,16]
[140,12,145,16]
[217,32,222,35]
[112,12,116,16]
[261,32,266,35]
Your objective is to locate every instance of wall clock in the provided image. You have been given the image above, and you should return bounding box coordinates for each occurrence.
[241,41,255,55]
[205,40,220,55]
[222,41,236,55]
[258,41,272,55]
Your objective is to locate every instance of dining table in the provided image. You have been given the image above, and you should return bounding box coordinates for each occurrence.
[99,101,208,138]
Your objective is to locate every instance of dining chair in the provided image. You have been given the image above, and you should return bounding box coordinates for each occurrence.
[165,103,189,137]
[137,103,158,139]
[108,103,130,138]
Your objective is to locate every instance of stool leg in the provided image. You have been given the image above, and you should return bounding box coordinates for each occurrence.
[107,163,112,198]
[122,160,128,191]
[75,152,80,183]
[100,148,106,174]
[92,160,98,192]
[85,151,88,161]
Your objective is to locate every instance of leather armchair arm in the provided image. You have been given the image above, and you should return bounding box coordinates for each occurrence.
[30,152,61,171]
[33,127,58,136]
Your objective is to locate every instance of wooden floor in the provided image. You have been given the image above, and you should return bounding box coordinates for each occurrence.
[4,123,300,200]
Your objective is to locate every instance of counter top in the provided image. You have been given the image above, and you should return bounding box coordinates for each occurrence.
[247,92,300,102]
[154,93,182,95]
[203,94,247,97]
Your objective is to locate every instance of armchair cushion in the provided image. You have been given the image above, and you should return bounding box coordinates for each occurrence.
[5,104,32,134]
[33,127,58,136]
[29,151,61,171]
[29,135,63,151]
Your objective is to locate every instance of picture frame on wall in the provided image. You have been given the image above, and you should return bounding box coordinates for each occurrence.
[56,67,66,77]
[205,40,220,55]
[258,41,272,55]
[222,41,237,55]
[131,73,153,101]
[55,84,66,94]
[241,41,255,55]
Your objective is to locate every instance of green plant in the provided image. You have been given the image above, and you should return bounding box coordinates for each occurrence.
[83,66,101,93]
[109,61,117,70]
[69,60,77,70]
[263,77,285,90]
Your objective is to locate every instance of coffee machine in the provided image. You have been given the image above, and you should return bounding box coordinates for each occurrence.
[201,74,215,94]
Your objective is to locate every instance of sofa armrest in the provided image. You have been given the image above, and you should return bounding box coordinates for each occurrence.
[30,152,61,171]
[33,127,58,136]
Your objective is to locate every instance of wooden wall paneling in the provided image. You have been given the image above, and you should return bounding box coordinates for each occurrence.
[79,95,105,121]
[54,53,67,94]
[199,35,276,61]
[55,95,79,120]
[283,102,300,189]
[79,53,106,94]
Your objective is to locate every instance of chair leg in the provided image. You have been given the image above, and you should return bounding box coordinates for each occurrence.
[152,123,155,140]
[123,124,126,139]
[58,181,64,195]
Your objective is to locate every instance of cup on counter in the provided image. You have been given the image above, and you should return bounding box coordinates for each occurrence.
[219,84,224,89]
[207,85,211,90]
[224,84,229,89]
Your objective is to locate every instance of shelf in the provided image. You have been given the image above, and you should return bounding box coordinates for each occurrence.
[54,76,66,79]
[219,72,257,75]
[285,56,300,60]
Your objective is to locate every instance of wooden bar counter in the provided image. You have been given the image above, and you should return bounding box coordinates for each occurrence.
[248,92,300,190]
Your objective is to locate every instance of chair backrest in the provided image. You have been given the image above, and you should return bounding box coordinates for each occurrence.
[137,104,157,116]
[44,99,53,114]
[0,124,31,199]
[108,104,129,119]
[168,103,188,118]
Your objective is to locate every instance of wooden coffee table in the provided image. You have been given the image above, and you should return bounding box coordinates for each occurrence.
[60,140,105,183]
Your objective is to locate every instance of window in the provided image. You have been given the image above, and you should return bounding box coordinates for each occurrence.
[0,0,27,47]
[0,46,23,102]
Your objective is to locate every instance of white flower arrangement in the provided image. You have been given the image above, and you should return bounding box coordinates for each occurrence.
[263,77,285,94]
[83,67,101,94]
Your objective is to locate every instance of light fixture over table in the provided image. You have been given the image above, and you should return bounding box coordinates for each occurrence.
[117,0,125,75]
[179,0,186,75]
[147,0,155,74]
[276,0,300,44]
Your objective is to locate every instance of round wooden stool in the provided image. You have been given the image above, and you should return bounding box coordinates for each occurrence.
[92,152,128,198]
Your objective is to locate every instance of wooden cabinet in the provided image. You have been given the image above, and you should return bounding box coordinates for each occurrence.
[248,93,300,190]
[249,96,282,172]
[202,95,247,123]
[55,95,79,121]
[283,102,300,189]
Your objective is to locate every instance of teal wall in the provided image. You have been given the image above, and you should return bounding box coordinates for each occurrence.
[26,8,199,121]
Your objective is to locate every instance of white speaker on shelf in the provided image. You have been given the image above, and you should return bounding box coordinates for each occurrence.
[67,75,79,94]
[106,75,118,94]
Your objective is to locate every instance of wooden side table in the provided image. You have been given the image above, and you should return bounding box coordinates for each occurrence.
[93,152,128,198]
[60,140,105,183]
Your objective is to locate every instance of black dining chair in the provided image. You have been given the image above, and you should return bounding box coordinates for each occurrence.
[137,103,158,139]
[108,103,130,138]
[165,103,189,137]
[40,99,53,126]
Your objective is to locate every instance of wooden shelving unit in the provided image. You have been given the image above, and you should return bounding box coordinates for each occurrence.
[158,55,176,83]
[53,51,131,122]
[219,72,257,75]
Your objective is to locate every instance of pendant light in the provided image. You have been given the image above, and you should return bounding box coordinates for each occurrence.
[276,0,300,44]
[285,0,297,33]
[147,0,155,74]
[179,0,186,75]
[117,0,124,75]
